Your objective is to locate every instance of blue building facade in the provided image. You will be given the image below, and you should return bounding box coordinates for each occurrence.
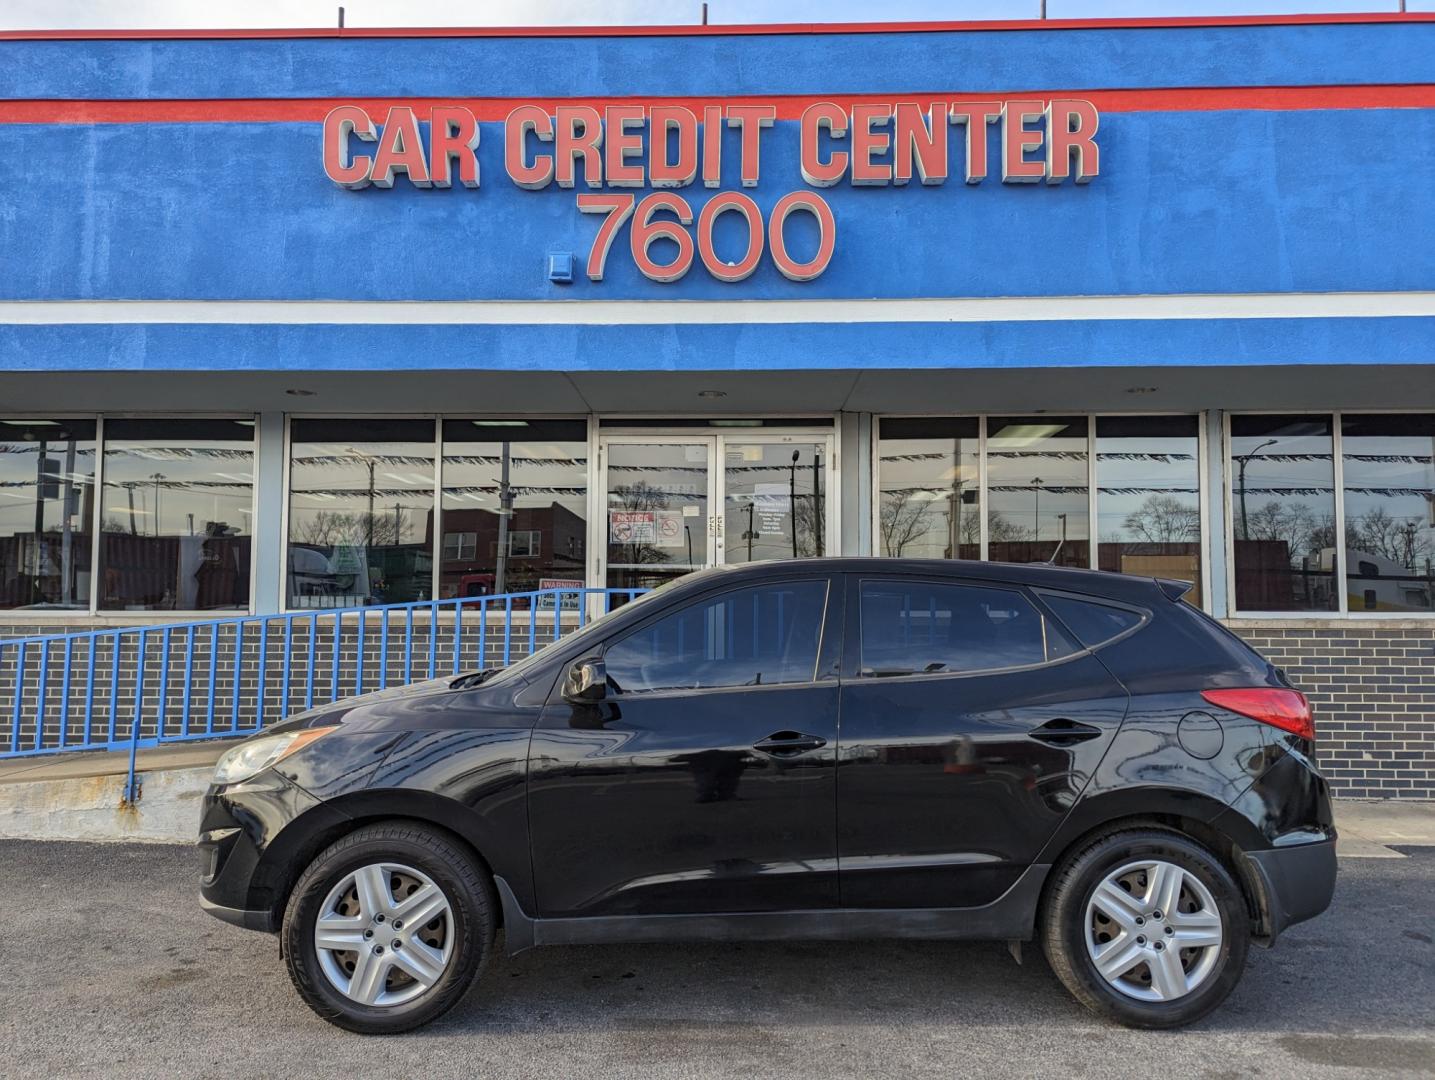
[0,15,1432,795]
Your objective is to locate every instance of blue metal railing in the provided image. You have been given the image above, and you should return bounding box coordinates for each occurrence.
[0,588,646,781]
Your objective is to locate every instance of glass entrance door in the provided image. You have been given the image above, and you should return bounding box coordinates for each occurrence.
[722,439,829,566]
[602,439,715,590]
[599,432,834,590]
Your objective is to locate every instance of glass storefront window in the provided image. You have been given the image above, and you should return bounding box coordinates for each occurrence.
[987,416,1089,568]
[875,418,979,559]
[1341,414,1435,613]
[439,420,588,599]
[1096,416,1203,605]
[287,419,435,608]
[1230,414,1337,612]
[99,419,253,611]
[0,419,96,609]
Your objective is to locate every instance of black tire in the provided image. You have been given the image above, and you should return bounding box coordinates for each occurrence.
[1039,827,1250,1029]
[282,822,495,1034]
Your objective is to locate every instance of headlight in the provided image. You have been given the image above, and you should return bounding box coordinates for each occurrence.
[213,728,335,785]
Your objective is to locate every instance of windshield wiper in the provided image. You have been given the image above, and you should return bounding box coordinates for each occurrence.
[449,668,498,690]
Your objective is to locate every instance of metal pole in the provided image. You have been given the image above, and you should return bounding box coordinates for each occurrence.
[495,442,512,593]
[789,450,799,558]
[366,460,375,550]
[151,472,164,536]
[60,436,76,606]
[1237,439,1276,540]
[811,449,823,555]
[32,438,47,593]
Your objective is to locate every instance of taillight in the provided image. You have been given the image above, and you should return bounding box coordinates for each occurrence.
[1201,688,1314,741]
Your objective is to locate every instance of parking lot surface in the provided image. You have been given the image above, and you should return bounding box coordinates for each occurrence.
[6,839,1434,1079]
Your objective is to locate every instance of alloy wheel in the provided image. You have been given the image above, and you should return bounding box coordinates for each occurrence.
[313,862,455,1007]
[1084,858,1224,1003]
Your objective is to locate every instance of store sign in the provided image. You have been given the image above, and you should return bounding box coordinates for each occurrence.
[322,100,1099,283]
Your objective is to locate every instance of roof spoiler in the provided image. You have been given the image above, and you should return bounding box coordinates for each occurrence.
[1156,578,1194,601]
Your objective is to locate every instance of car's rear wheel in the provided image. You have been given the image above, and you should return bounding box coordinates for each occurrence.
[282,822,495,1033]
[1040,827,1250,1029]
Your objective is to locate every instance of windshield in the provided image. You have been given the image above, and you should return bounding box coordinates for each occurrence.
[481,588,666,685]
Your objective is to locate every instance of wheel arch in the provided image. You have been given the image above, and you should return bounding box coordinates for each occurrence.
[1036,788,1274,940]
[248,788,517,931]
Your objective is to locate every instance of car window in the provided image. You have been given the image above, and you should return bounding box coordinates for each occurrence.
[858,579,1075,677]
[603,580,829,694]
[1040,593,1146,649]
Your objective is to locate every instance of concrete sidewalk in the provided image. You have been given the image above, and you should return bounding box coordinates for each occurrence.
[0,739,1431,850]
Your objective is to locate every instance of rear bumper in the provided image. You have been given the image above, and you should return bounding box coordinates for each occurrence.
[1244,836,1337,943]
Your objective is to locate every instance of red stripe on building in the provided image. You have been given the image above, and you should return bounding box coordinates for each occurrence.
[2,85,1434,125]
[0,13,1433,40]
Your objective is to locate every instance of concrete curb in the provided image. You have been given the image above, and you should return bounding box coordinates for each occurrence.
[0,766,210,844]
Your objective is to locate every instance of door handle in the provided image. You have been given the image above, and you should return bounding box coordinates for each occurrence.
[1028,719,1104,747]
[753,731,828,756]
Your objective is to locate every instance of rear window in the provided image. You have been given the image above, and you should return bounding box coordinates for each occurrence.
[1040,594,1146,649]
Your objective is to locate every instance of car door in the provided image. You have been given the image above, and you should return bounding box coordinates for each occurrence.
[836,574,1129,909]
[527,574,843,918]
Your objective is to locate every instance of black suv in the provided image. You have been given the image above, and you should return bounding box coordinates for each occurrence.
[199,559,1335,1033]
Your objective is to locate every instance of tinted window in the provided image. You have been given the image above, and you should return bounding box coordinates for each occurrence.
[1229,414,1336,613]
[1041,594,1145,649]
[859,580,1073,677]
[99,419,253,611]
[0,419,96,610]
[287,419,434,609]
[439,419,588,599]
[604,580,828,694]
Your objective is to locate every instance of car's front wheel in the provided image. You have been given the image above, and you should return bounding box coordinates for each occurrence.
[282,822,495,1033]
[1040,827,1250,1029]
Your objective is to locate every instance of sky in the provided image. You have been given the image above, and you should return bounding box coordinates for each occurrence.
[0,0,1430,30]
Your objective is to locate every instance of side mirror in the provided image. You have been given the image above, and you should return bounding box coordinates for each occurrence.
[562,657,607,703]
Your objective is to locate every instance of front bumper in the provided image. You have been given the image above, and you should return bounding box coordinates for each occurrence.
[197,769,331,933]
[1244,835,1338,943]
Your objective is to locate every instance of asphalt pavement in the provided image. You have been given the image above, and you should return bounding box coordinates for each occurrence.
[5,839,1434,1079]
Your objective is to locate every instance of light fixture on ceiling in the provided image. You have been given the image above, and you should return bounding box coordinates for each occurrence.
[472,420,529,427]
[1125,386,1159,395]
[696,389,727,399]
[285,388,316,397]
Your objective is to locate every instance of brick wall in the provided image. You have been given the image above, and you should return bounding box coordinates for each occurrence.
[1226,620,1435,800]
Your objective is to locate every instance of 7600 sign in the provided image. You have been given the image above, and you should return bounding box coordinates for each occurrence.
[578,191,836,283]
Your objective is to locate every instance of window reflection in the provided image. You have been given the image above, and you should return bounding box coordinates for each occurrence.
[724,442,826,564]
[987,417,1089,568]
[287,420,434,608]
[99,419,253,611]
[439,420,588,600]
[1341,414,1435,613]
[0,419,96,609]
[1230,415,1337,612]
[876,418,979,559]
[1096,416,1202,605]
[605,442,709,592]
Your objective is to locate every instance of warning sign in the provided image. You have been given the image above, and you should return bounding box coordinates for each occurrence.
[610,510,655,543]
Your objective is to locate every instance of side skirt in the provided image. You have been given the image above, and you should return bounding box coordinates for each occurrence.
[494,864,1050,956]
